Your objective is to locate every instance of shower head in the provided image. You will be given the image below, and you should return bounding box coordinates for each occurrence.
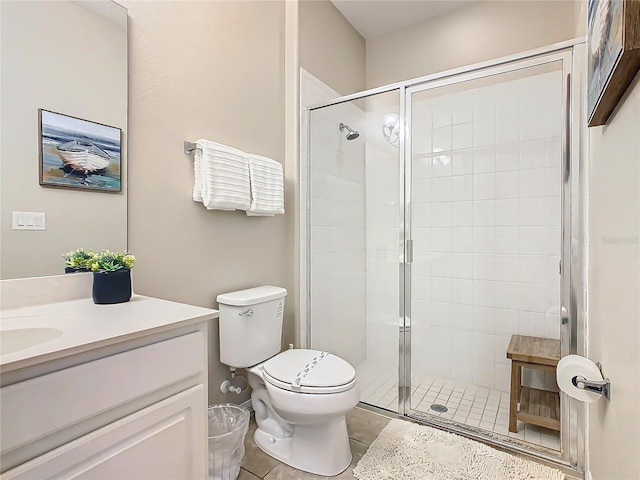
[339,122,360,140]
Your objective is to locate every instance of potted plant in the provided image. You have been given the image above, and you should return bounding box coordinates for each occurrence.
[63,248,94,273]
[90,250,135,304]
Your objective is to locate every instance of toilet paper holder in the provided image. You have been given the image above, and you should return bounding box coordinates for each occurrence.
[571,362,611,401]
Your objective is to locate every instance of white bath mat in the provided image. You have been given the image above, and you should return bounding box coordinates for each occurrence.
[353,419,565,480]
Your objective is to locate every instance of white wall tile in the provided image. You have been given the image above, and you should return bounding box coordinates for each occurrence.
[495,308,519,336]
[473,281,496,308]
[495,227,519,254]
[473,200,496,226]
[432,155,452,177]
[431,301,452,327]
[431,202,452,227]
[473,173,496,200]
[473,254,496,280]
[431,227,452,252]
[432,277,452,303]
[413,178,432,203]
[473,119,496,147]
[451,278,474,305]
[452,99,473,125]
[431,177,452,202]
[494,255,520,282]
[472,227,494,254]
[473,95,496,121]
[451,201,473,226]
[433,126,452,152]
[473,359,494,388]
[431,102,452,128]
[495,363,511,392]
[453,123,473,150]
[450,252,473,278]
[496,115,520,144]
[495,144,520,171]
[473,147,496,173]
[413,155,432,178]
[495,171,520,199]
[413,130,433,155]
[495,199,519,226]
[452,151,473,175]
[451,227,474,253]
[452,175,473,201]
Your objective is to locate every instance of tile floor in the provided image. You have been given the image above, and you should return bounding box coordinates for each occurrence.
[239,407,580,480]
[356,360,561,451]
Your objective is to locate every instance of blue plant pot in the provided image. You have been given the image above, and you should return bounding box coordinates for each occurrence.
[92,269,132,304]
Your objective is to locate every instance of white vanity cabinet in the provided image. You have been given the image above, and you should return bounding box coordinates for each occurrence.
[0,295,217,480]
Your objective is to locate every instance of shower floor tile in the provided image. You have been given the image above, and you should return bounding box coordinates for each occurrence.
[356,360,561,452]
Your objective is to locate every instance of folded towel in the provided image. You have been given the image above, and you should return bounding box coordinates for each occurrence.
[193,139,251,211]
[247,153,284,216]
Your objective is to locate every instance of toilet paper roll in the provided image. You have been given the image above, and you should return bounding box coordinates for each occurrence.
[556,355,603,403]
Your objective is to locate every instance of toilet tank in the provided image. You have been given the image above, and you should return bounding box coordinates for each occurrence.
[217,285,287,368]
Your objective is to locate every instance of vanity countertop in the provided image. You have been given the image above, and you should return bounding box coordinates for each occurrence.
[0,295,218,373]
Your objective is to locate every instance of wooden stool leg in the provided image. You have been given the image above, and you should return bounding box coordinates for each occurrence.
[509,362,522,433]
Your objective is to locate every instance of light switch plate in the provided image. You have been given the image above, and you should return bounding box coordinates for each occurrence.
[12,211,46,230]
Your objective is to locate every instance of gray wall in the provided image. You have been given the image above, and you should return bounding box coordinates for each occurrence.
[366,1,579,88]
[299,0,366,96]
[587,74,640,480]
[123,0,290,405]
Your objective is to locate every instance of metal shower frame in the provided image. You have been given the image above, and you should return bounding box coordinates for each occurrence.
[304,37,587,473]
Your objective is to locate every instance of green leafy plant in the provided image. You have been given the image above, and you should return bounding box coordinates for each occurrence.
[90,250,136,272]
[63,248,94,271]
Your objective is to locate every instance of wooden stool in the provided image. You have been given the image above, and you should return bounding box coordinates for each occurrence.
[506,335,561,433]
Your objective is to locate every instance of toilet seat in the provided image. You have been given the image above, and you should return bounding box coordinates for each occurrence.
[262,349,356,394]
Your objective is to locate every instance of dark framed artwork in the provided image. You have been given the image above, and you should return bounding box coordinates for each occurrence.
[39,109,122,192]
[587,0,640,127]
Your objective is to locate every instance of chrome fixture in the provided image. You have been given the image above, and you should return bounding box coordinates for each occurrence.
[339,123,359,140]
[572,361,611,401]
[382,113,400,147]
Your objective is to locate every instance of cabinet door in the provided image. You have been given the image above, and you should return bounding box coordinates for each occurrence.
[2,385,207,480]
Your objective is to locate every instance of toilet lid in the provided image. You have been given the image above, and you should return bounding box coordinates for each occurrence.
[262,349,356,394]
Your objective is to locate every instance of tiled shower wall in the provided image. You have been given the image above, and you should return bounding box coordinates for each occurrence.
[408,71,563,392]
[301,70,367,367]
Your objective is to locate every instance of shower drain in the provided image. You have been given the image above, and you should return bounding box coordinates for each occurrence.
[430,404,448,413]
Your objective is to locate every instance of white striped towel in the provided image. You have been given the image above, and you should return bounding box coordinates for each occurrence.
[193,139,251,211]
[247,154,285,216]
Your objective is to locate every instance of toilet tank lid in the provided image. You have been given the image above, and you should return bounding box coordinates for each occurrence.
[217,285,287,306]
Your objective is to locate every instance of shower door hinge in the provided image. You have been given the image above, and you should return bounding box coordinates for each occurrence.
[406,239,414,263]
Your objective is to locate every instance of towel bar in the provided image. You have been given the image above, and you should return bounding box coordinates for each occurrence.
[184,141,199,154]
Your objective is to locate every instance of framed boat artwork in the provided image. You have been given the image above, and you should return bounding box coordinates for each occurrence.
[587,0,640,127]
[38,109,122,192]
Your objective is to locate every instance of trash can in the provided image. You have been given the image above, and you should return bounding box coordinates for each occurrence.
[207,404,250,480]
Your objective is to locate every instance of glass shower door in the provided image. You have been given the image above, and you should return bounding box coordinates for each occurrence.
[405,57,569,454]
[307,89,401,412]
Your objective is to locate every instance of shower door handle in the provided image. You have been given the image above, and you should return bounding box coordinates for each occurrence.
[406,240,414,263]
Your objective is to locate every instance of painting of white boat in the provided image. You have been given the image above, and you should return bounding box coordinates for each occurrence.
[39,109,121,192]
[56,140,111,173]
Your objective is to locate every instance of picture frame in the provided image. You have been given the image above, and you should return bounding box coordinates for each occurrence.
[39,109,122,192]
[587,0,640,127]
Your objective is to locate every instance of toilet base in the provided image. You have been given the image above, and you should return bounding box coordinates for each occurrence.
[253,417,352,477]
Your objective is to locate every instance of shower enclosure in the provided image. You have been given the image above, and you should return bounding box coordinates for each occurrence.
[303,40,585,469]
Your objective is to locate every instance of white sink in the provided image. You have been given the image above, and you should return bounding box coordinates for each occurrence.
[0,328,63,355]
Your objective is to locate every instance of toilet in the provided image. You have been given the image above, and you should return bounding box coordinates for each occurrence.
[217,285,360,477]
